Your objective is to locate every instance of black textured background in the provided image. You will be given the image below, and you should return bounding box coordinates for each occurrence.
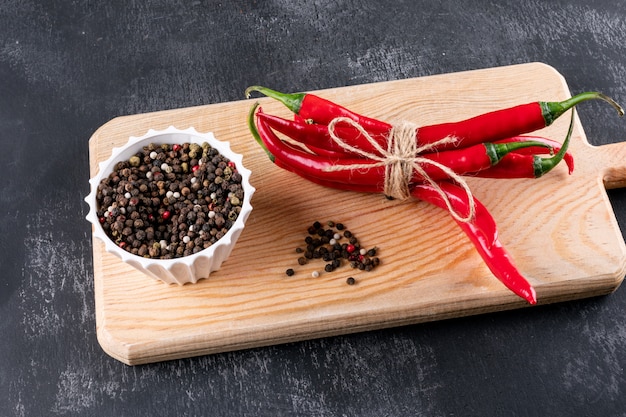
[3,1,626,416]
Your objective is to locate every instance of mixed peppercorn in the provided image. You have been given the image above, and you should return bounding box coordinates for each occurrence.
[95,142,244,259]
[246,85,624,304]
[286,221,380,284]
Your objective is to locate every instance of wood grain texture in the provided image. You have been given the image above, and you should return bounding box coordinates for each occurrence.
[88,62,626,365]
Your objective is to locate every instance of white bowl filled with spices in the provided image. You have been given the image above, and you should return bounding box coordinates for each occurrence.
[85,126,255,285]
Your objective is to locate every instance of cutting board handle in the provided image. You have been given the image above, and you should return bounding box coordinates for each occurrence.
[595,141,626,190]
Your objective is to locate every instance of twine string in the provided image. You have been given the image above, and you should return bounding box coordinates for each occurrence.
[325,117,476,223]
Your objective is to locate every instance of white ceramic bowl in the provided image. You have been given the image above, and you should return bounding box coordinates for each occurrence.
[85,126,255,285]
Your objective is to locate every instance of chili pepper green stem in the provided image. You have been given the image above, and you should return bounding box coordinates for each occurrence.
[541,91,624,126]
[248,102,274,161]
[246,86,305,114]
[486,140,553,165]
[534,109,575,177]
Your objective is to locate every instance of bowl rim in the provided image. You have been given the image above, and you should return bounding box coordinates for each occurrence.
[84,126,255,269]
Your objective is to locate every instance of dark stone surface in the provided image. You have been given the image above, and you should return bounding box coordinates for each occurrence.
[2,1,626,415]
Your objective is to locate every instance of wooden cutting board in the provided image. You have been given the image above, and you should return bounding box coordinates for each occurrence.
[88,62,626,365]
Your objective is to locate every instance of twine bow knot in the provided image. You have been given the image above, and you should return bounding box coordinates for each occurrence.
[325,117,475,223]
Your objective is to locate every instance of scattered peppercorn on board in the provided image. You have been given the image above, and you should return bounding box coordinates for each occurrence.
[88,62,626,365]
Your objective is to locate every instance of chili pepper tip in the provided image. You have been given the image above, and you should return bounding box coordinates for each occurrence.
[519,286,537,305]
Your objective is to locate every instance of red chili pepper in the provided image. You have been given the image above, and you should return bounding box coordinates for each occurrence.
[412,182,537,304]
[256,105,576,178]
[253,110,352,158]
[471,111,575,178]
[473,153,557,179]
[246,86,623,152]
[246,85,387,132]
[257,111,384,157]
[243,91,593,305]
[286,138,348,159]
[493,136,574,174]
[413,91,621,152]
[250,104,557,187]
[276,161,381,194]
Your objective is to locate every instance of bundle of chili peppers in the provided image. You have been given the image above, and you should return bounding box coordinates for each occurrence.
[245,85,623,304]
